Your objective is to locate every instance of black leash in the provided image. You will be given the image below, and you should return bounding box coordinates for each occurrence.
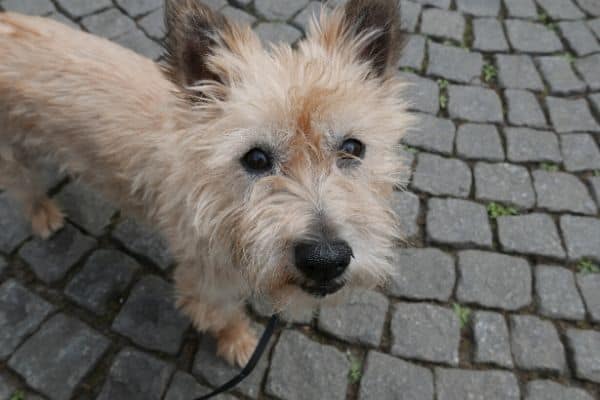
[196,314,279,400]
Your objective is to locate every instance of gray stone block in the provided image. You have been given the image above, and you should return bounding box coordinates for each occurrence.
[2,0,55,15]
[547,97,600,134]
[256,22,302,44]
[420,9,465,42]
[412,153,472,197]
[402,114,455,155]
[112,276,191,355]
[574,54,600,90]
[139,7,165,40]
[0,280,55,360]
[255,0,309,21]
[390,248,455,301]
[293,2,322,32]
[577,0,600,16]
[590,93,600,114]
[510,315,566,373]
[505,89,547,128]
[55,0,112,17]
[391,190,420,239]
[114,29,163,60]
[536,265,586,320]
[577,272,600,322]
[398,34,426,70]
[505,19,563,54]
[456,0,500,16]
[64,249,139,315]
[427,42,483,84]
[472,311,513,368]
[447,85,503,123]
[504,0,538,18]
[165,372,235,400]
[427,198,493,248]
[266,330,349,400]
[473,18,509,51]
[537,0,585,20]
[435,369,520,400]
[505,127,562,163]
[112,218,173,270]
[566,329,600,384]
[400,0,422,32]
[319,290,388,346]
[457,250,532,310]
[81,8,136,39]
[496,54,545,91]
[398,72,439,114]
[19,223,96,284]
[9,314,109,400]
[526,380,595,400]
[115,0,162,17]
[456,123,504,161]
[559,21,600,56]
[497,214,565,259]
[220,6,257,26]
[412,0,451,8]
[391,303,460,365]
[359,352,434,400]
[537,55,586,94]
[533,171,597,215]
[474,162,535,209]
[560,215,600,262]
[0,194,31,254]
[97,348,174,400]
[591,177,600,206]
[589,18,600,38]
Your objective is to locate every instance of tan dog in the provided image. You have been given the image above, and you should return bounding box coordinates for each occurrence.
[0,0,409,366]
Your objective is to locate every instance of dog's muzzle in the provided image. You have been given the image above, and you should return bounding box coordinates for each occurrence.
[294,239,353,297]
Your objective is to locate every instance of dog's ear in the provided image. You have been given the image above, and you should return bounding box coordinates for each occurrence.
[343,0,403,77]
[163,0,231,92]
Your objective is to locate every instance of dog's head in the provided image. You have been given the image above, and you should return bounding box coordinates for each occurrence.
[163,0,410,312]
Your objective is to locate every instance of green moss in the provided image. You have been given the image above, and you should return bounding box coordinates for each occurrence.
[578,259,600,274]
[487,202,518,219]
[453,303,471,329]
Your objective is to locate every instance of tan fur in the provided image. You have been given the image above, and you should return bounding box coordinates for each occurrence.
[0,0,410,366]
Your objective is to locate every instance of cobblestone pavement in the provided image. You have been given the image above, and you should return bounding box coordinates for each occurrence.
[1,0,600,399]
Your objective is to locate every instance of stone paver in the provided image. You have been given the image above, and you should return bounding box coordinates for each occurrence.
[255,22,302,44]
[497,214,565,259]
[435,369,520,400]
[0,194,32,254]
[574,54,600,90]
[420,9,465,42]
[566,329,600,384]
[525,380,595,400]
[391,190,420,239]
[427,198,493,248]
[391,303,460,365]
[8,314,110,400]
[55,0,112,18]
[505,127,562,163]
[255,0,309,21]
[457,250,532,310]
[473,18,509,52]
[537,0,585,20]
[400,1,422,33]
[560,215,600,262]
[2,0,55,15]
[561,134,600,172]
[505,19,563,54]
[80,8,136,40]
[427,42,483,84]
[115,0,162,18]
[402,114,455,155]
[447,85,503,123]
[504,0,538,18]
[266,330,349,400]
[535,265,586,320]
[559,21,600,56]
[112,218,173,270]
[412,153,472,197]
[398,72,439,114]
[456,123,504,161]
[390,248,455,301]
[546,97,600,134]
[398,34,426,70]
[505,89,547,128]
[165,371,236,400]
[474,162,535,209]
[359,352,434,400]
[537,55,586,95]
[472,311,513,368]
[510,315,566,373]
[496,55,545,91]
[577,272,600,322]
[533,171,597,215]
[456,0,500,16]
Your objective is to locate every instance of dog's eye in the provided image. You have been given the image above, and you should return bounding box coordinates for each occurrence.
[340,139,365,159]
[241,148,273,173]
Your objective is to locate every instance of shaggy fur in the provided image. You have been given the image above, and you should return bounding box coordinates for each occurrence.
[0,0,410,366]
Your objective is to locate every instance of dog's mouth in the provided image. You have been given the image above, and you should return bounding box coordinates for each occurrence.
[300,280,345,297]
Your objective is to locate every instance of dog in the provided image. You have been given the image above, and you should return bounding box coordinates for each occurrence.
[0,0,410,367]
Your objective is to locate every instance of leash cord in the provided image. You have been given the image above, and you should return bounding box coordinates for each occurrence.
[195,314,279,400]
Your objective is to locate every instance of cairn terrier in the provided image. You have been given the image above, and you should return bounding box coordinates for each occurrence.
[0,0,409,366]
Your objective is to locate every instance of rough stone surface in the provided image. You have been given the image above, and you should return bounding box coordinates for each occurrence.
[591,177,600,206]
[255,22,302,44]
[427,42,483,84]
[112,218,173,270]
[505,19,563,53]
[0,280,55,360]
[80,8,136,39]
[510,315,566,373]
[220,6,256,25]
[472,311,513,368]
[526,380,595,400]
[359,352,434,400]
[533,171,597,215]
[505,127,562,163]
[97,348,174,400]
[577,272,600,322]
[114,29,163,60]
[537,56,587,94]
[398,72,439,114]
[546,97,600,134]
[496,55,545,91]
[165,372,236,400]
[560,215,600,262]
[574,54,600,90]
[412,153,472,197]
[456,123,504,161]
[400,0,422,33]
[561,134,600,172]
[497,214,565,259]
[447,85,503,123]
[566,329,600,384]
[266,331,349,400]
[536,265,585,321]
[577,0,600,16]
[456,0,500,16]
[505,89,547,128]
[391,190,420,239]
[65,249,139,315]
[255,0,309,21]
[0,256,6,275]
[504,0,538,18]
[474,162,535,209]
[391,303,460,365]
[2,0,55,15]
[112,276,190,355]
[473,18,509,51]
[390,248,455,301]
[435,369,520,400]
[8,314,109,400]
[402,114,456,155]
[427,198,493,248]
[398,34,426,70]
[0,194,32,254]
[318,290,388,346]
[19,224,97,284]
[559,21,600,56]
[55,0,111,17]
[537,0,585,20]
[115,0,162,17]
[138,7,165,40]
[457,251,532,310]
[420,9,465,42]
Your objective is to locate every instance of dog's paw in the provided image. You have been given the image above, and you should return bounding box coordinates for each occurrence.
[217,323,258,367]
[31,198,64,239]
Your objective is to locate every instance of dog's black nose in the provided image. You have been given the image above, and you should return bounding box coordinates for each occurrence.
[294,240,353,283]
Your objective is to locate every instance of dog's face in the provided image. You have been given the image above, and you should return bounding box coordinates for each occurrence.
[165,0,410,311]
